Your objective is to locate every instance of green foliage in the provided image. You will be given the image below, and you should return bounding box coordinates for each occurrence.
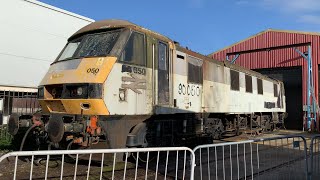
[0,125,12,150]
[0,138,12,150]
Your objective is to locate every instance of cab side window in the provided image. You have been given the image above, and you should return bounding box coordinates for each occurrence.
[187,55,203,84]
[158,42,167,71]
[257,78,263,94]
[274,84,278,97]
[120,32,146,66]
[245,75,253,93]
[230,70,240,91]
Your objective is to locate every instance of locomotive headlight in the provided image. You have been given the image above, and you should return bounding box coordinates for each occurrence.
[77,87,83,96]
[51,88,57,96]
[64,84,102,98]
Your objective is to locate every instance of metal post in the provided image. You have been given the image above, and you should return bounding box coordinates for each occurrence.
[294,46,314,130]
[307,45,312,130]
[226,54,240,63]
[309,45,317,129]
[231,54,240,64]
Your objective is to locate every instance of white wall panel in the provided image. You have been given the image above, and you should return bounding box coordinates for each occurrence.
[0,0,94,87]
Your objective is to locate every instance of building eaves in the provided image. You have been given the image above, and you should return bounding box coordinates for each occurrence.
[208,28,320,56]
[23,0,94,22]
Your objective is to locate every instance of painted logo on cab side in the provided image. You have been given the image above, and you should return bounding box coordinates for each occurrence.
[121,74,146,94]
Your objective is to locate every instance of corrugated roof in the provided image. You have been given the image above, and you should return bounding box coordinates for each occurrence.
[209,29,320,56]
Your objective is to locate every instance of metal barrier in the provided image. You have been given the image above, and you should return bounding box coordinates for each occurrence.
[0,147,195,180]
[309,135,320,180]
[193,135,308,180]
[2,135,319,180]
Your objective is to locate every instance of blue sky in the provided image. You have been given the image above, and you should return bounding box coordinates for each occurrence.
[40,0,320,55]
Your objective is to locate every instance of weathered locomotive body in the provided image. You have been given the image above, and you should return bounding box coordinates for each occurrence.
[11,20,286,150]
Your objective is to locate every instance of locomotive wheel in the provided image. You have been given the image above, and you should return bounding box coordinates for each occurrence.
[131,151,157,163]
[47,117,64,143]
[130,136,156,163]
[264,121,275,132]
[8,114,19,136]
[204,118,225,139]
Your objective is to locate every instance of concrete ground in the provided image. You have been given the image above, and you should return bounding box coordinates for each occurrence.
[194,129,320,180]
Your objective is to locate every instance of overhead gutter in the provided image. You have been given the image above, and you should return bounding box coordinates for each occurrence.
[23,0,95,22]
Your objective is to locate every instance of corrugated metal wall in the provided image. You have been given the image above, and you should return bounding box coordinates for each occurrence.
[211,30,320,109]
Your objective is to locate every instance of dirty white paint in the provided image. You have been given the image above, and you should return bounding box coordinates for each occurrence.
[103,48,286,115]
[202,67,285,113]
[104,63,153,115]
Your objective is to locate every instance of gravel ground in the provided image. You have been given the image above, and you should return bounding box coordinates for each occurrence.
[0,152,183,179]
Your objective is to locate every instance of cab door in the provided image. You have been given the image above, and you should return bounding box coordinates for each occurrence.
[157,41,169,105]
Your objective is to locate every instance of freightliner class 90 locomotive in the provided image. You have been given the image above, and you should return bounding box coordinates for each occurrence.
[8,20,286,151]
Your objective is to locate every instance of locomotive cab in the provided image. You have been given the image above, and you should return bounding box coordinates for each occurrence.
[36,20,173,149]
[39,28,126,113]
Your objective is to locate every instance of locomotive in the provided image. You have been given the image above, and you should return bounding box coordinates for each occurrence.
[8,19,286,151]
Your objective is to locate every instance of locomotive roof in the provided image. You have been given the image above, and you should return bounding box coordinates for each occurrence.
[176,46,281,83]
[69,19,172,42]
[70,19,281,84]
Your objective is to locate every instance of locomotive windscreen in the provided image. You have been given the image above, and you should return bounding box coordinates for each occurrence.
[56,30,121,61]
